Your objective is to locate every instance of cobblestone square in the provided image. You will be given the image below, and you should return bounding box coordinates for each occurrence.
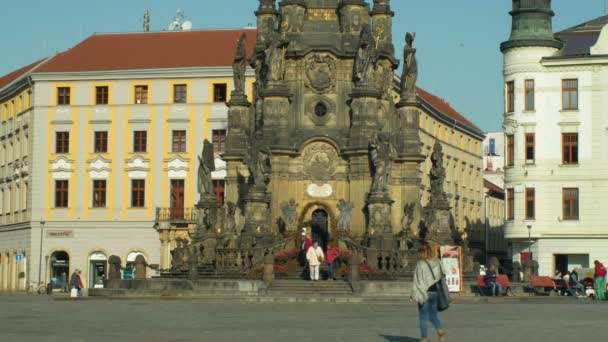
[0,295,605,342]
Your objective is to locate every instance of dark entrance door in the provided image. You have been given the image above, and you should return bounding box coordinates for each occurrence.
[311,209,329,251]
[170,179,185,219]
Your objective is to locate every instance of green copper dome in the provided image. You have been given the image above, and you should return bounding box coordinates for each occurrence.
[500,0,564,52]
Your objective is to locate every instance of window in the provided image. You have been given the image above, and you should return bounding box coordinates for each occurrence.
[525,79,535,111]
[525,133,535,162]
[134,85,148,104]
[133,131,147,153]
[506,81,515,113]
[172,130,186,152]
[92,180,107,208]
[55,132,69,154]
[212,129,226,153]
[55,180,69,208]
[562,133,578,165]
[213,83,227,102]
[563,188,579,220]
[489,138,496,156]
[94,131,108,153]
[507,188,514,220]
[131,179,145,208]
[57,87,70,105]
[562,79,578,110]
[173,84,187,104]
[95,86,109,105]
[213,180,225,205]
[506,134,514,166]
[525,188,535,220]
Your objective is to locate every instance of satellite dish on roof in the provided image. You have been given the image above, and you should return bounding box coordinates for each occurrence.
[182,21,193,31]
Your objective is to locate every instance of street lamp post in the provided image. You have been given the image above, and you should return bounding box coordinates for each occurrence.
[38,219,45,286]
[527,225,532,261]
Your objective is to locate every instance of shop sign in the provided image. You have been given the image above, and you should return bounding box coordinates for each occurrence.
[46,230,74,238]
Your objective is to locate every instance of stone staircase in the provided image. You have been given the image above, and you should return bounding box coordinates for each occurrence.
[156,263,223,279]
[268,279,353,296]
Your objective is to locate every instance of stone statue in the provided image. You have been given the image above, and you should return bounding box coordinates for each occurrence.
[400,32,418,102]
[401,202,416,233]
[264,30,289,83]
[429,141,448,206]
[143,10,150,32]
[369,133,394,193]
[353,24,377,86]
[253,149,271,188]
[280,199,298,232]
[233,33,248,94]
[225,202,237,233]
[281,3,305,33]
[337,200,354,231]
[108,255,122,280]
[197,140,215,198]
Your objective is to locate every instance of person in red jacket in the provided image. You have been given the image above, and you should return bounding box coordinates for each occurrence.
[325,244,340,281]
[594,260,607,301]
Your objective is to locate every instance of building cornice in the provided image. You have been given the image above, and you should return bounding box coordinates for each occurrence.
[542,55,608,67]
[31,67,255,82]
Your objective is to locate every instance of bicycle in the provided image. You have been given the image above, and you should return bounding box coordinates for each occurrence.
[25,281,47,294]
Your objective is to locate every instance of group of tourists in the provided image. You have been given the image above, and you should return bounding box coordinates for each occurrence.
[554,260,607,300]
[299,229,341,281]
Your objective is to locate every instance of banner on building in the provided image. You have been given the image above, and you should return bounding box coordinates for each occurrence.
[440,246,462,293]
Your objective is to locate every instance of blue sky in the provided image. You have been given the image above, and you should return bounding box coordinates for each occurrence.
[1,0,605,132]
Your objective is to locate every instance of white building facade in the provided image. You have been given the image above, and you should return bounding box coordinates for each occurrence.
[501,1,608,275]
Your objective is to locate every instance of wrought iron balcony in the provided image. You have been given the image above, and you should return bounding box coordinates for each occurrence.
[155,207,196,224]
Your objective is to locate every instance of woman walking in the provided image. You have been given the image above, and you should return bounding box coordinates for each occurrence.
[411,243,447,342]
[306,241,324,281]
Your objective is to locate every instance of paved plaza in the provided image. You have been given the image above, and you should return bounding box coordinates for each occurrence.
[0,295,605,342]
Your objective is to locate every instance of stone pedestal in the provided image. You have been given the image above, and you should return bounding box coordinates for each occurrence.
[193,194,220,241]
[395,100,421,156]
[240,188,273,248]
[366,192,396,250]
[349,85,380,148]
[226,91,251,156]
[423,206,455,246]
[261,83,291,146]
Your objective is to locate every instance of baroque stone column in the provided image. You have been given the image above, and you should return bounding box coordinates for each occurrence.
[371,0,394,56]
[226,92,251,156]
[261,84,291,147]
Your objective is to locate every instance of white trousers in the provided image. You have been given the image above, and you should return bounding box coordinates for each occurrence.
[309,265,320,280]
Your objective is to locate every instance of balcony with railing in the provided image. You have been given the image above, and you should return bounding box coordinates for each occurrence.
[155,207,196,224]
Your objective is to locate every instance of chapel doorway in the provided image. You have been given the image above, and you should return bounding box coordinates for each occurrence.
[311,209,329,251]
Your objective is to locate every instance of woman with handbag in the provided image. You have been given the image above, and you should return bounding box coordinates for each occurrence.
[306,241,324,281]
[410,243,448,342]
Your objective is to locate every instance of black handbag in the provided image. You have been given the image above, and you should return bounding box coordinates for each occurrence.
[425,260,450,312]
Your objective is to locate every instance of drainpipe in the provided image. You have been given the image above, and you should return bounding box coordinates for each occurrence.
[38,218,45,286]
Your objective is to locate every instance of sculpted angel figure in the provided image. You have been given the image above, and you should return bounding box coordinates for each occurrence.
[197,140,215,197]
[400,32,418,102]
[369,133,394,193]
[232,33,247,94]
[354,24,378,86]
[337,200,354,231]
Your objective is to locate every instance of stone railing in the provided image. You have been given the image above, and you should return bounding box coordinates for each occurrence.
[216,238,295,275]
[341,238,408,276]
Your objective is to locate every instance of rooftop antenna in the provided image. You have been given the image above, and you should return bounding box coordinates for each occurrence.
[144,10,150,32]
[168,9,193,31]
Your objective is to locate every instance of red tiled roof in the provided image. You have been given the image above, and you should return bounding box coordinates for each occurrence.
[36,29,257,73]
[484,179,504,194]
[0,59,46,89]
[417,87,482,133]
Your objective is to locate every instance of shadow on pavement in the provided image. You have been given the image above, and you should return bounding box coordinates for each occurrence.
[380,335,419,342]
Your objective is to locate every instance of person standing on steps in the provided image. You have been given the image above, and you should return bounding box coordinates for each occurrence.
[325,244,340,281]
[299,228,313,280]
[306,241,324,281]
[410,243,447,342]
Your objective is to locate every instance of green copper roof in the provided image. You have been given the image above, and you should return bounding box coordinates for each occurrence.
[500,0,564,52]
